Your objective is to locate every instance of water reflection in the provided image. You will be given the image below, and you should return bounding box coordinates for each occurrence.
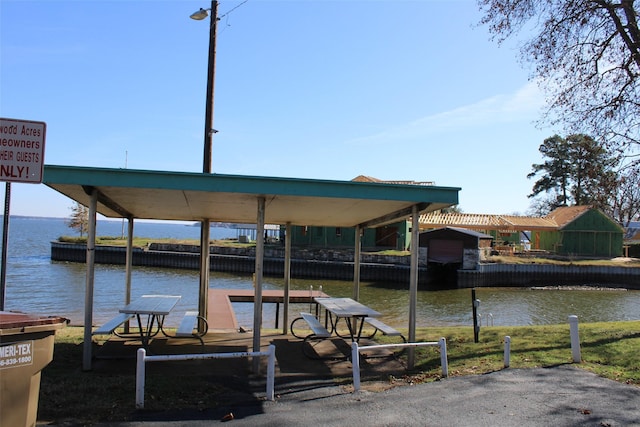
[260,276,640,329]
[6,217,639,330]
[8,262,640,329]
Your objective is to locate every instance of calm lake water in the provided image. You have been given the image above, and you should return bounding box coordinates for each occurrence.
[2,216,640,328]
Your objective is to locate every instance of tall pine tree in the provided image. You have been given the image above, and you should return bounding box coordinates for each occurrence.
[527,134,620,214]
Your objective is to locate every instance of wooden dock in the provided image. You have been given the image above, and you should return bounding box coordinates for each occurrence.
[207,289,328,332]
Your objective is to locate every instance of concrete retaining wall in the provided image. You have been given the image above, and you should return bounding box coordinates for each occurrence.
[457,263,640,290]
[50,242,420,283]
[51,242,640,288]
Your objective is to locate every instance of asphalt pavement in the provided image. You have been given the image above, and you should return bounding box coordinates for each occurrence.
[99,365,639,427]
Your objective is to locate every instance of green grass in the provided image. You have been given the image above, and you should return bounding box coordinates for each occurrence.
[394,321,640,385]
[35,322,639,424]
[487,255,640,267]
[56,235,249,248]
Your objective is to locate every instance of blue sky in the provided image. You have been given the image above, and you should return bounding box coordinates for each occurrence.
[1,0,554,219]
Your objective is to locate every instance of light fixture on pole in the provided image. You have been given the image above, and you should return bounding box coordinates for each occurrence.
[190,1,218,173]
[190,7,209,21]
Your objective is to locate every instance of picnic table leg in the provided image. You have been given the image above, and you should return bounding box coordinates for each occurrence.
[275,303,280,329]
[144,315,155,348]
[355,317,366,343]
[136,314,160,349]
[344,317,355,341]
[134,314,149,348]
[326,312,337,335]
[158,315,172,338]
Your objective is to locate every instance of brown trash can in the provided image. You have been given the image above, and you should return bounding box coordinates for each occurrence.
[0,311,68,427]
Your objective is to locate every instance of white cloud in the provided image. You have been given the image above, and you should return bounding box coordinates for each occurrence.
[346,81,545,146]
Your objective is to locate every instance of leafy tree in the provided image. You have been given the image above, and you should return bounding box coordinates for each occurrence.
[567,134,619,206]
[478,0,640,155]
[440,205,463,214]
[526,197,560,217]
[610,163,640,225]
[67,202,89,237]
[527,134,620,213]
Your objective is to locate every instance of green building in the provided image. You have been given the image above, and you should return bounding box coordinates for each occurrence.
[288,175,438,250]
[534,206,624,257]
[411,205,625,258]
[289,221,411,250]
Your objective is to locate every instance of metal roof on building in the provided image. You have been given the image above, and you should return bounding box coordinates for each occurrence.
[425,226,494,239]
[43,165,460,227]
[625,221,640,240]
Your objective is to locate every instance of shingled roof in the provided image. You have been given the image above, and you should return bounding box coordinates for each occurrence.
[543,205,592,227]
[350,177,616,234]
[418,206,606,232]
[419,212,557,231]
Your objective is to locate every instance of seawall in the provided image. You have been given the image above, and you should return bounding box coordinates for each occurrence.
[50,242,640,289]
[457,263,640,290]
[50,242,421,283]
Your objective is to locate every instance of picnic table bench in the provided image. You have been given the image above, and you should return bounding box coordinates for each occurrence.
[363,317,406,342]
[94,309,208,346]
[93,295,210,349]
[92,313,135,337]
[298,312,331,338]
[171,310,208,346]
[290,299,406,360]
[290,312,336,360]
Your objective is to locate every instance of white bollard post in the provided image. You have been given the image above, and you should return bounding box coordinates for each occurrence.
[568,315,581,363]
[266,344,276,401]
[504,336,511,368]
[135,348,146,409]
[351,341,361,391]
[439,337,448,377]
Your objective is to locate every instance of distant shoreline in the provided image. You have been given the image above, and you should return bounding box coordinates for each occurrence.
[50,241,640,289]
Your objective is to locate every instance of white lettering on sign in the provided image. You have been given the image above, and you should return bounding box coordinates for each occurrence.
[0,118,46,184]
[0,340,34,369]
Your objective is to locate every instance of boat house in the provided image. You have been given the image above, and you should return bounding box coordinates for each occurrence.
[418,227,493,270]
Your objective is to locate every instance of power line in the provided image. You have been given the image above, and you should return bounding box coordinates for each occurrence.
[220,0,249,20]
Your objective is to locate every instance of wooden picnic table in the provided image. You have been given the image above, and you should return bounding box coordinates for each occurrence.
[119,295,181,348]
[314,297,381,342]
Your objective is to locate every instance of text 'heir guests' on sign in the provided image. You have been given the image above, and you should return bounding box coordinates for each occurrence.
[0,117,47,184]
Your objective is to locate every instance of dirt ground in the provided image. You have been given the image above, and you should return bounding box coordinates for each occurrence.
[93,330,409,394]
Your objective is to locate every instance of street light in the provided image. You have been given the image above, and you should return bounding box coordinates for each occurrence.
[190,8,209,20]
[190,1,218,173]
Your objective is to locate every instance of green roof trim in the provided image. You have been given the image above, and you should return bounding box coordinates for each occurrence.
[43,165,460,204]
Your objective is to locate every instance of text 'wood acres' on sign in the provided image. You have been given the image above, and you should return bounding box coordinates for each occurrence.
[0,118,47,184]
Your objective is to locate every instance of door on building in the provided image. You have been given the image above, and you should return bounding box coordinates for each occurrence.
[375,226,398,248]
[428,239,464,264]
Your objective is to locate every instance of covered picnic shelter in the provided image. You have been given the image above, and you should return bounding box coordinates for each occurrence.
[42,165,460,370]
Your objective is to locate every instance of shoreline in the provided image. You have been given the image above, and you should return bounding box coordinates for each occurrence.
[50,241,640,289]
[530,285,629,291]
